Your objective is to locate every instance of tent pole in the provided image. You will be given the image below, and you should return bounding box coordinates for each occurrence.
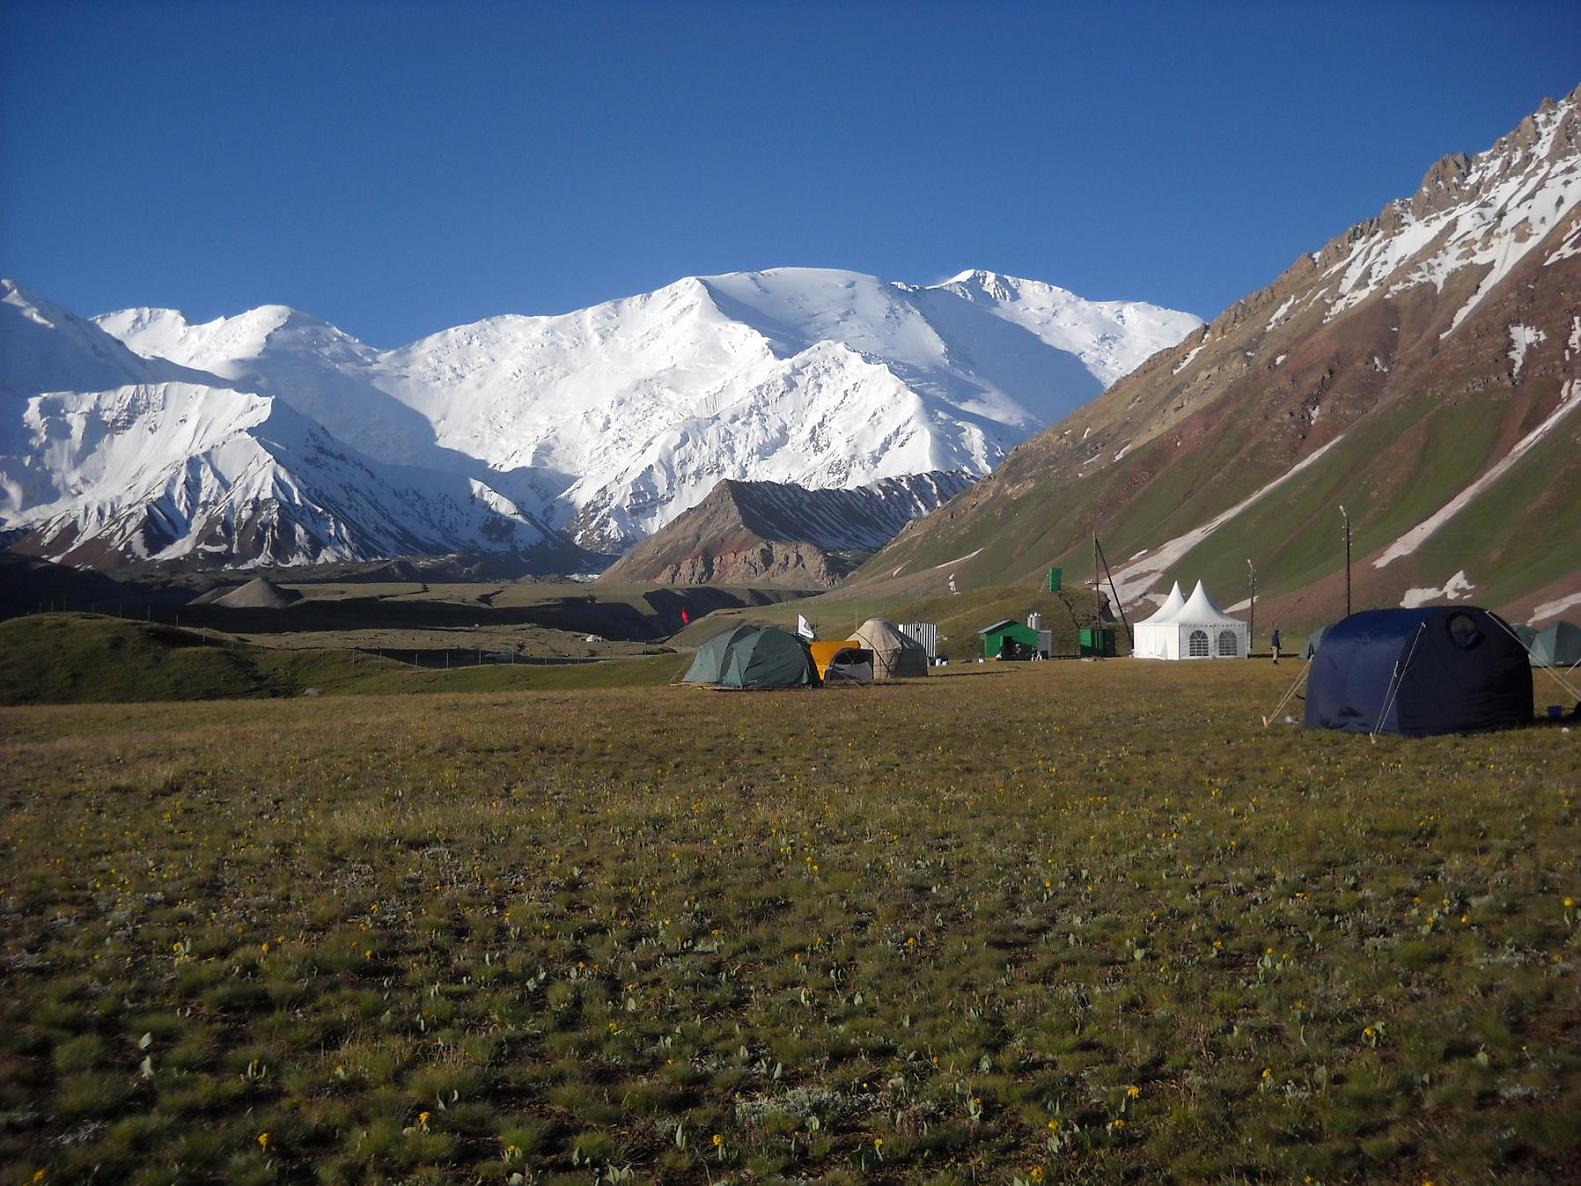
[1371,623,1426,740]
[1340,506,1352,618]
[1247,559,1256,653]
[1261,663,1310,727]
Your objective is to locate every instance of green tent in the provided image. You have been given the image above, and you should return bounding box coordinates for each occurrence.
[1511,624,1539,651]
[1302,625,1332,659]
[682,625,819,689]
[1530,620,1581,668]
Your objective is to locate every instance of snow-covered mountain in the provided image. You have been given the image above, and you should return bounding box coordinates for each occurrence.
[2,282,574,569]
[93,267,1201,552]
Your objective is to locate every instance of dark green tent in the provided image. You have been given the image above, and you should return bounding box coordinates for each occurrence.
[1302,625,1332,659]
[1511,624,1539,652]
[682,625,819,689]
[1530,620,1581,668]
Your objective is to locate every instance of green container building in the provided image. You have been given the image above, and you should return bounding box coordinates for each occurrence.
[1079,626,1116,657]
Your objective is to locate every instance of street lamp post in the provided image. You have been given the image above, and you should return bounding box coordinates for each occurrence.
[1247,558,1256,654]
[1339,506,1352,617]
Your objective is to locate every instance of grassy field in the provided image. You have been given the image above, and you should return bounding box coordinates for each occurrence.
[1,662,1578,1185]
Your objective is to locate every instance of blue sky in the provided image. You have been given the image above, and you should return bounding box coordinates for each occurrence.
[3,1,1578,347]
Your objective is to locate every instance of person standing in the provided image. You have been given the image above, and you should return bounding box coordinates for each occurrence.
[1270,626,1282,664]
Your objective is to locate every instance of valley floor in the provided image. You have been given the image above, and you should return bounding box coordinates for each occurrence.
[1,663,1578,1184]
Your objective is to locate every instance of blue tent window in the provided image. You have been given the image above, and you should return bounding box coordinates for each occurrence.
[1217,630,1238,656]
[1188,630,1209,657]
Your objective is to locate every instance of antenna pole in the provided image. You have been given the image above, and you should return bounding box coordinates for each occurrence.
[1340,506,1352,617]
[1247,558,1256,652]
[1092,528,1099,619]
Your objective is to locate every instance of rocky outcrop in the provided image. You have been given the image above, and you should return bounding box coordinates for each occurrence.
[600,471,973,589]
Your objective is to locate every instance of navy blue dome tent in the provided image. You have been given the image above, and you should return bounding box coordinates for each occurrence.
[1305,607,1533,736]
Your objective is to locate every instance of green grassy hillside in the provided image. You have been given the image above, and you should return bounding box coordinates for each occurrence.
[0,615,690,705]
[0,614,290,704]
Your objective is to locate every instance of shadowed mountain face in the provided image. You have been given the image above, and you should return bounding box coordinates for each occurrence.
[599,471,975,589]
[857,85,1581,629]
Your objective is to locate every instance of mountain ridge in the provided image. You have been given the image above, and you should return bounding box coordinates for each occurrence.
[89,266,1201,551]
[853,84,1581,628]
[599,470,975,589]
[2,281,584,570]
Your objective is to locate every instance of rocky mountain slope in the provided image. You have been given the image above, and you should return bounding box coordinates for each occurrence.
[1,282,580,569]
[859,86,1581,627]
[599,470,974,588]
[92,268,1199,551]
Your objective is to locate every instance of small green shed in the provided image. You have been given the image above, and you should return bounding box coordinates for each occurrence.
[980,619,1049,660]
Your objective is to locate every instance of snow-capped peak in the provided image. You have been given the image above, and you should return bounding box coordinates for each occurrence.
[1315,82,1581,330]
[47,266,1201,559]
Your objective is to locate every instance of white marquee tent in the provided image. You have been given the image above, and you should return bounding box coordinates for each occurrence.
[1132,580,1248,660]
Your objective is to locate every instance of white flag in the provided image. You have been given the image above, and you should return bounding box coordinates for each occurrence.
[797,614,815,640]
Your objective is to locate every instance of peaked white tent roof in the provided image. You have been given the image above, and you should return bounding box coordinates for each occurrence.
[1174,580,1243,627]
[1139,581,1186,625]
[1132,579,1247,660]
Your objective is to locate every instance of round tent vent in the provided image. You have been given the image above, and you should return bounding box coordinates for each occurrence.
[1446,612,1483,651]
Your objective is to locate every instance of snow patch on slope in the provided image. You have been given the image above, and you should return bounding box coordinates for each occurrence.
[1400,570,1475,608]
[1508,323,1546,381]
[1107,434,1350,603]
[1375,379,1581,567]
[1531,591,1581,623]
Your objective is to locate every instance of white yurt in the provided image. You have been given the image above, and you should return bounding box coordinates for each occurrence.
[1132,580,1248,660]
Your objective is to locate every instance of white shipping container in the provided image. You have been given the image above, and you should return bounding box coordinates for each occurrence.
[899,621,939,659]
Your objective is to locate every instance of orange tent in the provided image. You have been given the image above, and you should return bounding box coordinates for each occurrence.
[808,640,873,683]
